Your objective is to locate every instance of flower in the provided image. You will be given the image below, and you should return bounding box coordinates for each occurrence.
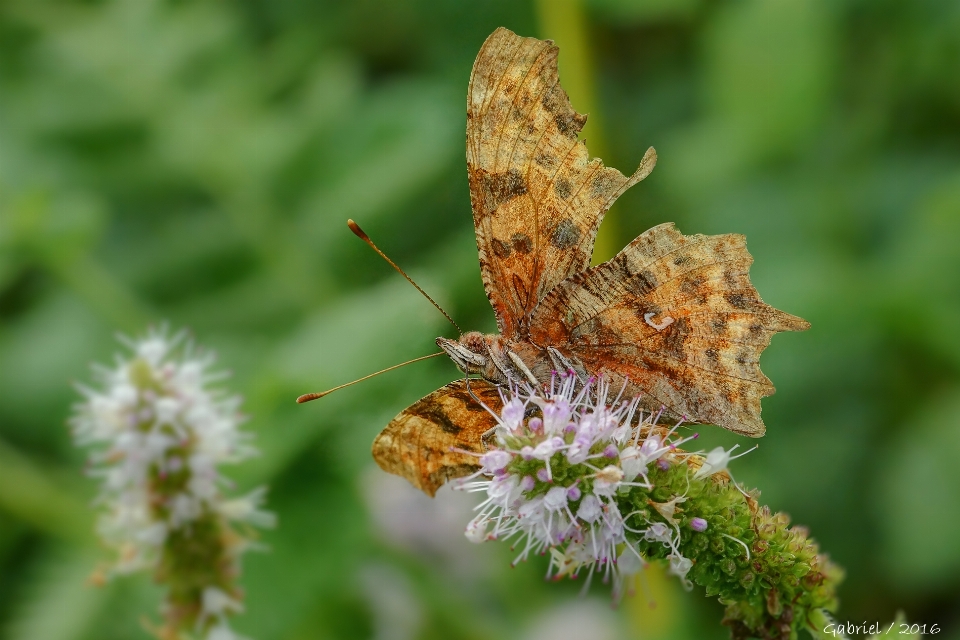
[71,327,272,639]
[692,444,756,481]
[456,373,699,599]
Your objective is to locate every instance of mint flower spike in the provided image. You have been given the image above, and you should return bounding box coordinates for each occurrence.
[71,328,273,640]
[456,373,843,639]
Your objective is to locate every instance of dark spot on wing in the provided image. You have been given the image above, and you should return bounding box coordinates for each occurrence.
[492,238,512,258]
[624,269,658,297]
[554,177,573,200]
[590,172,618,197]
[712,318,727,334]
[511,232,533,254]
[680,276,705,296]
[705,348,719,362]
[535,152,557,169]
[610,253,632,280]
[551,218,581,250]
[449,389,497,412]
[449,391,472,403]
[726,293,753,310]
[674,255,692,266]
[481,169,527,215]
[406,402,461,435]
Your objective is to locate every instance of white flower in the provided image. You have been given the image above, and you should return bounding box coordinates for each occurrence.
[465,517,488,543]
[499,397,526,432]
[543,486,568,512]
[218,488,277,529]
[668,554,694,590]
[71,328,271,634]
[487,474,518,501]
[518,496,545,520]
[480,449,512,474]
[541,396,572,434]
[576,494,603,523]
[202,586,244,618]
[643,522,673,545]
[532,436,565,460]
[592,465,624,496]
[650,495,687,526]
[693,444,755,480]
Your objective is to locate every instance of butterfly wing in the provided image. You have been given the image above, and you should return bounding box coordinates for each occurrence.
[529,223,809,436]
[372,379,503,496]
[467,27,656,338]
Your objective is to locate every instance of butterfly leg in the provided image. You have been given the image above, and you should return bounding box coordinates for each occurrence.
[508,350,540,386]
[464,374,485,405]
[547,347,587,383]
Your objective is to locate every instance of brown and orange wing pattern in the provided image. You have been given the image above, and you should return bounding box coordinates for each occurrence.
[467,27,656,338]
[529,223,809,436]
[372,379,503,496]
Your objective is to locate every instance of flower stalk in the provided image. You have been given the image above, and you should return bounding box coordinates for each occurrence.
[71,329,273,640]
[458,374,842,640]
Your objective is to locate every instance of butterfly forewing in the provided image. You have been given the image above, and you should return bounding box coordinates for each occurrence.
[529,223,810,436]
[372,379,503,496]
[467,27,656,338]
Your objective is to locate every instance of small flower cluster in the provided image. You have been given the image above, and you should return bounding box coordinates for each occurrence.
[458,373,707,598]
[457,373,842,639]
[71,328,273,640]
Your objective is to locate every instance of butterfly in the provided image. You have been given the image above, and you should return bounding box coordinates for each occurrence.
[372,27,809,496]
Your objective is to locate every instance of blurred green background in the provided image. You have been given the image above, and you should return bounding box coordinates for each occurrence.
[1,0,959,638]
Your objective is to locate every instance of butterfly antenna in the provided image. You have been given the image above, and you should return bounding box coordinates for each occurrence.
[347,219,462,335]
[297,352,445,403]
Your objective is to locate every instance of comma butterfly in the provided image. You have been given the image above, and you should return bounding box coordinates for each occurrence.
[371,27,809,496]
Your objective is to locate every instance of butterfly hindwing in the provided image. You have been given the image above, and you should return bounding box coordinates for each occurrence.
[467,27,656,338]
[529,223,809,436]
[372,379,503,496]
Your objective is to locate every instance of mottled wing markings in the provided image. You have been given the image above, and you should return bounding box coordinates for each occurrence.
[372,379,503,496]
[529,223,809,436]
[467,27,657,339]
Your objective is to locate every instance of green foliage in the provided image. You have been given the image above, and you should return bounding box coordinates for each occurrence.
[1,0,958,639]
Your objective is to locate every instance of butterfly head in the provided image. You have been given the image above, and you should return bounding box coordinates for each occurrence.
[436,332,490,376]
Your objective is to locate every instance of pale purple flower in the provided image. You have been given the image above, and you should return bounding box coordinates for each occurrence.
[454,373,704,600]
